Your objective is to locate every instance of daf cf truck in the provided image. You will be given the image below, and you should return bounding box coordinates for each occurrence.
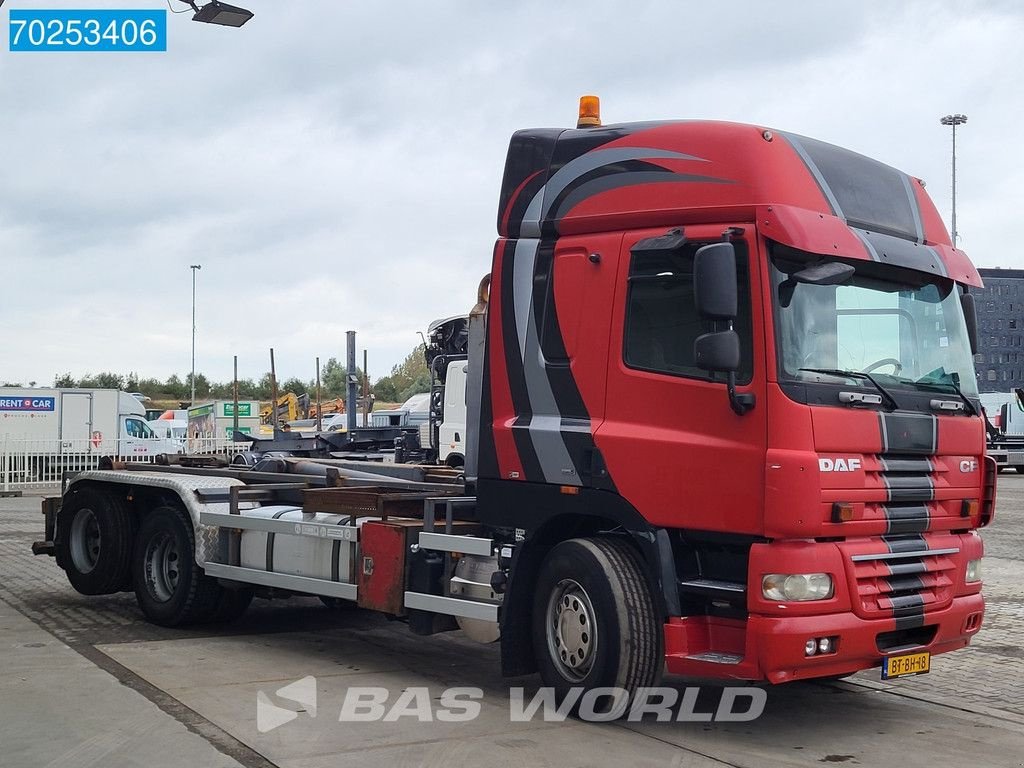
[34,100,992,711]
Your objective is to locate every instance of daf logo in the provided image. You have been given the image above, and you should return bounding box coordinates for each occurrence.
[960,459,978,473]
[819,457,862,472]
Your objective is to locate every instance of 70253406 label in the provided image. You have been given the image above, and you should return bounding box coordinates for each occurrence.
[9,9,166,52]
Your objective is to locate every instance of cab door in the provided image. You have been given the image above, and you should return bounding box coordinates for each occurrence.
[595,224,767,535]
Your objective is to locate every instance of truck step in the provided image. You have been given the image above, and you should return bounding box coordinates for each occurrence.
[677,578,747,598]
[418,531,493,557]
[404,591,499,622]
[685,651,744,664]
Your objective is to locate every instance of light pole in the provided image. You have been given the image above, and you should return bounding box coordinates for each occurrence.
[940,113,967,246]
[190,264,202,406]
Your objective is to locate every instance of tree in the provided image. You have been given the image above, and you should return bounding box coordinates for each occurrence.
[185,373,211,399]
[372,346,431,403]
[164,374,186,399]
[320,357,347,397]
[280,377,308,396]
[77,372,125,389]
[54,373,75,388]
[257,373,275,399]
[372,375,399,402]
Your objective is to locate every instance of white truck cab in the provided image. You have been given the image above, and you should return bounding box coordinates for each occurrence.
[438,361,467,467]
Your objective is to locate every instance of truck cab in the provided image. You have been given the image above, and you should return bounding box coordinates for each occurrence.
[472,110,990,684]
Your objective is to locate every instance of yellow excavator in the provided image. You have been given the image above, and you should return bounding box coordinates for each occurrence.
[259,393,309,428]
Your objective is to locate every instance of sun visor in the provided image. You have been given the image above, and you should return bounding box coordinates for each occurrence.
[759,204,982,287]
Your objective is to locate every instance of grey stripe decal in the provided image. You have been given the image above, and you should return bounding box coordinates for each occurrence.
[924,245,948,278]
[853,229,881,262]
[879,413,937,455]
[899,172,925,244]
[553,170,731,222]
[520,146,707,237]
[266,508,295,573]
[883,505,929,534]
[882,534,927,629]
[331,539,341,582]
[780,132,845,218]
[510,238,584,485]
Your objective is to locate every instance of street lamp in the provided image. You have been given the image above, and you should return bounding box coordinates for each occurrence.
[179,1,254,27]
[940,113,968,246]
[190,264,202,406]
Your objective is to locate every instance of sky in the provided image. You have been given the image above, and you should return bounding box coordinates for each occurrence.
[1,0,1022,386]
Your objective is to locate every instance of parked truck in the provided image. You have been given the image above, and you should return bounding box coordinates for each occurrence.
[1,388,180,479]
[980,389,1024,471]
[33,100,992,713]
[187,400,262,442]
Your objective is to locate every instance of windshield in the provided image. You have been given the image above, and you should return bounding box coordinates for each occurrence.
[771,245,979,399]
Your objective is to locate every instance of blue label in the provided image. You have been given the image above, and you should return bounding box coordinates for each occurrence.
[9,9,167,52]
[0,396,56,412]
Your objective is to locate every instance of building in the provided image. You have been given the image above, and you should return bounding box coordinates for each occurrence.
[972,268,1024,393]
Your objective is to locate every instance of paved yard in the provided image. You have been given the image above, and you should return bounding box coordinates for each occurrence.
[1,476,1022,767]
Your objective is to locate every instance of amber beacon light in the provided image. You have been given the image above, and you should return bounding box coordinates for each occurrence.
[577,95,601,128]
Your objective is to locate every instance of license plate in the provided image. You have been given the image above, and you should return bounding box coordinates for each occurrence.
[882,651,930,680]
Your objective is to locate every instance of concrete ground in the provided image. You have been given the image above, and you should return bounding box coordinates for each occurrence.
[1,477,1023,768]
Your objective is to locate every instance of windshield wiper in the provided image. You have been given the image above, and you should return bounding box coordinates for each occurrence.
[798,368,901,411]
[911,376,979,416]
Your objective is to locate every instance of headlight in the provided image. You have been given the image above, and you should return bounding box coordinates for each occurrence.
[966,558,982,583]
[762,573,834,602]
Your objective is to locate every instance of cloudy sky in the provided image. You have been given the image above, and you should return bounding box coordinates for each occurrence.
[1,0,1021,386]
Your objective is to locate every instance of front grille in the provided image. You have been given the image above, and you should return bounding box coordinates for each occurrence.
[871,454,935,533]
[849,541,958,619]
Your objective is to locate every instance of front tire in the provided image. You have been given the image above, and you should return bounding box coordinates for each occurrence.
[532,537,662,715]
[132,505,221,626]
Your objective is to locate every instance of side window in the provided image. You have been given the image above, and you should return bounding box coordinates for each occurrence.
[624,241,753,383]
[125,418,152,438]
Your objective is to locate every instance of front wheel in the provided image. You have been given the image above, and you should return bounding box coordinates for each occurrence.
[532,537,663,716]
[132,505,221,626]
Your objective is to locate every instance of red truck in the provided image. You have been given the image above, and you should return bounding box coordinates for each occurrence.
[36,98,992,710]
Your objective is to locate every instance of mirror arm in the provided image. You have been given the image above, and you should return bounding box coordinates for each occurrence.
[726,371,755,415]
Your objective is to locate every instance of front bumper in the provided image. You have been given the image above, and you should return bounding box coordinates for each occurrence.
[664,592,984,682]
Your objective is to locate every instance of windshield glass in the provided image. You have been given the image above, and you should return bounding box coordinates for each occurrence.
[771,245,979,399]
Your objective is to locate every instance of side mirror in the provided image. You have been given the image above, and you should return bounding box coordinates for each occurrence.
[694,330,740,372]
[693,242,737,320]
[961,292,979,356]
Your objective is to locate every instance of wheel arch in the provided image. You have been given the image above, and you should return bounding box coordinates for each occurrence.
[63,476,204,564]
[489,485,680,678]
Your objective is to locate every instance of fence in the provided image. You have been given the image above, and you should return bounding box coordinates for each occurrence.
[0,436,250,492]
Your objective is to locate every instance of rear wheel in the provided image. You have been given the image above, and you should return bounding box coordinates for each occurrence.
[132,505,221,626]
[532,537,662,717]
[56,486,134,595]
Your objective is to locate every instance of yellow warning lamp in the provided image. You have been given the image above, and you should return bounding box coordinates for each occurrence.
[577,95,601,128]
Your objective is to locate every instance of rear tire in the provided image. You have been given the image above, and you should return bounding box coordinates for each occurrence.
[132,505,221,626]
[56,486,135,595]
[532,537,663,717]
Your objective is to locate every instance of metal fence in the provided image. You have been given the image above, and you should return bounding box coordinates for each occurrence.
[0,436,249,492]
